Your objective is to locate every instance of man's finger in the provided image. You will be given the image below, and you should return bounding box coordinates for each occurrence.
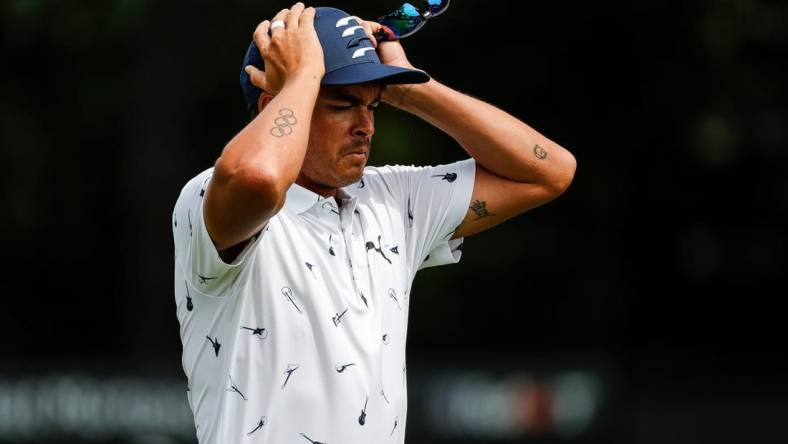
[253,20,271,50]
[350,16,378,48]
[244,65,267,90]
[287,2,305,29]
[270,8,290,35]
[299,6,316,28]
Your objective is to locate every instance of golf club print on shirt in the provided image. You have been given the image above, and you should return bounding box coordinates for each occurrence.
[226,375,247,401]
[365,235,391,264]
[240,326,269,339]
[328,234,336,256]
[407,196,413,228]
[282,364,299,389]
[388,288,401,311]
[305,262,317,280]
[282,286,302,313]
[185,281,193,311]
[300,433,326,444]
[206,336,221,356]
[332,308,348,327]
[358,396,368,425]
[335,362,356,373]
[198,274,217,285]
[432,172,457,182]
[247,416,267,436]
[321,200,339,215]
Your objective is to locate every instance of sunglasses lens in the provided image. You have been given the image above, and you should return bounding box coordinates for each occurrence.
[423,0,450,17]
[378,3,426,38]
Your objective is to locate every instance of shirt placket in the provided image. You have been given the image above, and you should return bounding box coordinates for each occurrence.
[339,197,370,310]
[320,197,368,310]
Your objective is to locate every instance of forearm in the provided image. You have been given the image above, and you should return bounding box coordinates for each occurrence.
[216,73,321,195]
[384,79,576,188]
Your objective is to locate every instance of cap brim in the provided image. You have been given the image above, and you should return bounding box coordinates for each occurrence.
[321,62,430,86]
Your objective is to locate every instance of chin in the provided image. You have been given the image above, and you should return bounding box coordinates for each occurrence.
[340,169,364,187]
[340,157,366,176]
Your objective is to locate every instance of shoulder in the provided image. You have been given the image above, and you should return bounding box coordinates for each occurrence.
[175,167,216,203]
[347,164,424,201]
[363,163,424,177]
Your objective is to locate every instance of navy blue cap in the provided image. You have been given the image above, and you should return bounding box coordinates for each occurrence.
[240,6,431,109]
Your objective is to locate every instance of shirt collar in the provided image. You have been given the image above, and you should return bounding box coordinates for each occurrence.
[283,180,358,215]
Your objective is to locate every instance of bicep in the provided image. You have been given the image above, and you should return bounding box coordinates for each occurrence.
[451,164,565,240]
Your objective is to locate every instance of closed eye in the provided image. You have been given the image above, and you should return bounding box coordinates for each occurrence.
[330,103,380,111]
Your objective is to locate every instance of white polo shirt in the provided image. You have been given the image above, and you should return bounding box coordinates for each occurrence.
[172,158,475,443]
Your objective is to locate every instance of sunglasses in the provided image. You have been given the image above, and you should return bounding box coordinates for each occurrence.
[374,0,451,41]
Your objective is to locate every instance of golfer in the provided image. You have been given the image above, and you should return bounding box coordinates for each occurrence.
[171,3,576,442]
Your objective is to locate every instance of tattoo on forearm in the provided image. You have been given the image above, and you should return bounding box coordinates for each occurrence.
[397,85,413,107]
[534,144,548,160]
[469,199,496,220]
[270,109,297,137]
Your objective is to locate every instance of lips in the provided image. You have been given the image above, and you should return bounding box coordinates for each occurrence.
[344,141,370,157]
[344,146,369,157]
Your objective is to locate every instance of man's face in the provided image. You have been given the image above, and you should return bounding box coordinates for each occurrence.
[297,82,382,194]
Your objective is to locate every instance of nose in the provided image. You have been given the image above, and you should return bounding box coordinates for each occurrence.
[351,107,375,138]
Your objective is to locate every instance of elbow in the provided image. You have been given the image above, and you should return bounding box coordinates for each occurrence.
[213,157,286,210]
[547,151,577,196]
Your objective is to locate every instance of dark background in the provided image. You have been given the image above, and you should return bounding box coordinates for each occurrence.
[2,0,786,443]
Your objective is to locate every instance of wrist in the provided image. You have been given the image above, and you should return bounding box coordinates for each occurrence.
[382,78,433,110]
[382,83,411,108]
[287,68,325,86]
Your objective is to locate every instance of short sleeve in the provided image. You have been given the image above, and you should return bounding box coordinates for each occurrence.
[172,168,265,297]
[372,158,476,275]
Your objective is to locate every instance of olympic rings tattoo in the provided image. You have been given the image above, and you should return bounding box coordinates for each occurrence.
[270,109,297,137]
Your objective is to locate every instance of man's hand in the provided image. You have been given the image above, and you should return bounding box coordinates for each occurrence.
[245,3,325,95]
[349,17,415,70]
[348,16,423,107]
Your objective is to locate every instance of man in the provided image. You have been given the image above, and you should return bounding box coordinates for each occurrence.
[172,3,576,443]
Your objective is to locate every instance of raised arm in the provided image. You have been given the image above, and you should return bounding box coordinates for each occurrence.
[206,4,324,255]
[354,18,577,240]
[385,78,577,239]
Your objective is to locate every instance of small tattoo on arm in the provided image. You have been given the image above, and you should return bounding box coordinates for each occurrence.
[469,199,496,220]
[534,144,548,160]
[397,85,413,107]
[270,108,297,137]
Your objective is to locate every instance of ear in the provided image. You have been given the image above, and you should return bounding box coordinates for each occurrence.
[257,91,274,113]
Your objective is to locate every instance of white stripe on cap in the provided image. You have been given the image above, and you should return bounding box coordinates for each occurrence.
[335,16,357,27]
[352,47,376,59]
[342,25,364,37]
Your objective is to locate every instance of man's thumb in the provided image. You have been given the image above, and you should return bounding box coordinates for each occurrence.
[245,65,267,90]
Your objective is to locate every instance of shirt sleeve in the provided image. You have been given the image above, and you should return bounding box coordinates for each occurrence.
[373,158,476,276]
[172,168,266,297]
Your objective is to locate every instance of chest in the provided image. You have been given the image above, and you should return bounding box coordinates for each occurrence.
[254,202,412,321]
